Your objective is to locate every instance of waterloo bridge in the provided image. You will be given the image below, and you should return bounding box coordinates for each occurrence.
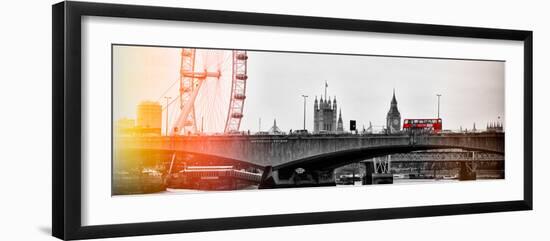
[115,132,504,188]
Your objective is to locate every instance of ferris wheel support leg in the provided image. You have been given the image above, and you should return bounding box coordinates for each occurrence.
[171,79,205,135]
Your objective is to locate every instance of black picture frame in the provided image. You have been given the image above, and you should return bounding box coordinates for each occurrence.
[52,1,533,240]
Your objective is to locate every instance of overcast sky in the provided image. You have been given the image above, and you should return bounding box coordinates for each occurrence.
[113,45,504,133]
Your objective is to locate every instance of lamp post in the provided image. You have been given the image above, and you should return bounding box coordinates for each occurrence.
[164,96,172,136]
[436,94,442,119]
[301,95,308,130]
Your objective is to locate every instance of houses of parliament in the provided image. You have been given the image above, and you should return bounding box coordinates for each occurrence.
[313,83,344,133]
[313,83,401,134]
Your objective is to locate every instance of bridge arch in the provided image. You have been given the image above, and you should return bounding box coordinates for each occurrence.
[273,144,504,173]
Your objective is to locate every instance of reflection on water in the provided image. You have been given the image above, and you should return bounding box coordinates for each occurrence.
[393,178,459,184]
[162,185,260,194]
[141,178,492,195]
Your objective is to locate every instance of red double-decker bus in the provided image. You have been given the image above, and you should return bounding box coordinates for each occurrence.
[403,118,442,133]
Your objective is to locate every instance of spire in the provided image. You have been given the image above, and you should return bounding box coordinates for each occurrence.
[337,108,344,132]
[324,81,328,100]
[387,88,400,116]
[314,96,318,109]
[268,118,282,134]
[391,88,397,105]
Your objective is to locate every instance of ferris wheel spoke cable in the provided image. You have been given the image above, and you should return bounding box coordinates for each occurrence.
[203,80,222,131]
[162,95,180,111]
[156,78,179,103]
[211,86,223,130]
[210,79,226,131]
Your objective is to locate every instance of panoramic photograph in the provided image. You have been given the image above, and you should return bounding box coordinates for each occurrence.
[112,45,505,195]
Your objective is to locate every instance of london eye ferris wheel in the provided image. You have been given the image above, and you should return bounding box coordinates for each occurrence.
[169,48,248,135]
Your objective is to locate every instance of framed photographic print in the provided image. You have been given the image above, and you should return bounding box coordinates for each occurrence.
[52,1,533,240]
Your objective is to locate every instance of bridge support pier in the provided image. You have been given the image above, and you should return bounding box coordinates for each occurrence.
[362,160,393,185]
[459,161,477,181]
[362,161,374,185]
[259,166,336,189]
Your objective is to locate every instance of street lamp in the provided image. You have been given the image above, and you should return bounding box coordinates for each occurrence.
[301,95,308,130]
[164,96,172,136]
[436,94,442,119]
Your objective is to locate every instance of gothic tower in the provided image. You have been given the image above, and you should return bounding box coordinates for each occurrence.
[337,109,344,133]
[332,97,338,131]
[386,89,401,134]
[313,83,338,133]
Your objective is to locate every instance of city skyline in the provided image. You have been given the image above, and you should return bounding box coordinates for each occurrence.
[113,45,505,134]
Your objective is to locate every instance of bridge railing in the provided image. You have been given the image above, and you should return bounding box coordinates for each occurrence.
[390,152,504,161]
[177,168,262,183]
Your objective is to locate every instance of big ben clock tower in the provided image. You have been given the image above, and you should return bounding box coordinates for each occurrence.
[386,89,401,134]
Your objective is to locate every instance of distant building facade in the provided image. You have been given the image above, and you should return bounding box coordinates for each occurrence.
[314,95,338,133]
[115,118,135,136]
[487,122,504,132]
[386,89,401,134]
[116,118,135,130]
[136,101,162,135]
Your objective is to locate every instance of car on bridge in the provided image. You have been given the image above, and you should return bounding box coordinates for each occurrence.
[290,129,309,135]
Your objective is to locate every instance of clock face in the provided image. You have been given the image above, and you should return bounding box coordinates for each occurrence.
[393,119,399,125]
